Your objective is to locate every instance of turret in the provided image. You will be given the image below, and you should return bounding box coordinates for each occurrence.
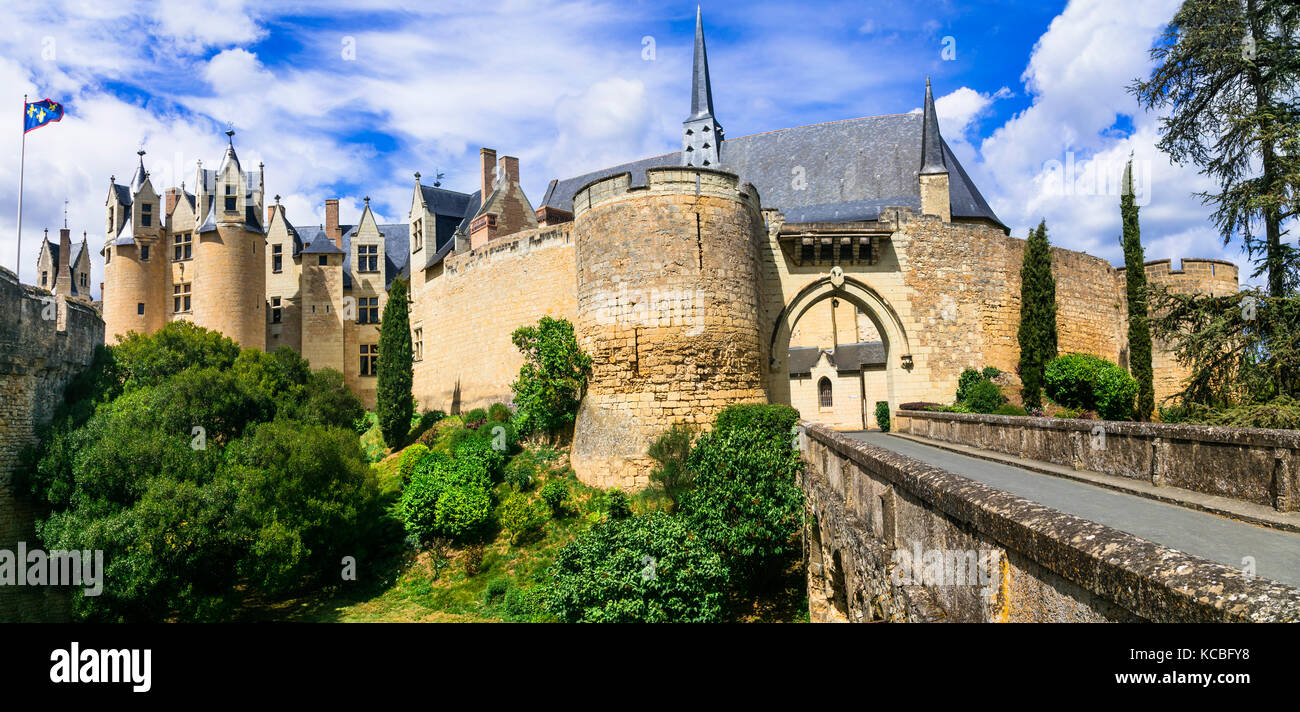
[918,78,951,222]
[681,7,724,168]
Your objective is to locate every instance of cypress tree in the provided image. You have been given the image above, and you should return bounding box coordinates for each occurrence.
[1017,220,1058,410]
[1121,157,1155,420]
[376,277,414,447]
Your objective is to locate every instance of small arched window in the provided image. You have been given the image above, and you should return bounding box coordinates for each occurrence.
[818,377,833,408]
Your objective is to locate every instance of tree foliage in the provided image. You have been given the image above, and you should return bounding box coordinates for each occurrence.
[1130,0,1300,297]
[509,317,591,437]
[1120,158,1156,420]
[376,277,414,447]
[1017,221,1059,410]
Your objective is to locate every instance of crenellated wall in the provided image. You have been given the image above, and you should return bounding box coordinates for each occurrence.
[0,267,104,621]
[799,422,1300,622]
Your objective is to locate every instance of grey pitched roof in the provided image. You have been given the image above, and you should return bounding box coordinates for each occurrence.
[112,183,132,207]
[787,347,824,376]
[542,113,1004,229]
[301,227,344,255]
[420,184,473,217]
[832,341,887,372]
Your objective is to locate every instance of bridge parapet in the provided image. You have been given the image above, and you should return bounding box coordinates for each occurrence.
[799,422,1300,622]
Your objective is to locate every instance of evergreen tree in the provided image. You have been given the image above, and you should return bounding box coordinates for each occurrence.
[1017,220,1058,410]
[1121,157,1155,420]
[1130,0,1300,297]
[376,277,414,446]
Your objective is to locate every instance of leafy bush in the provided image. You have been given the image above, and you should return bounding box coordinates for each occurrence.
[1045,353,1138,420]
[435,485,494,540]
[503,585,548,621]
[453,433,507,482]
[408,409,445,441]
[461,542,485,576]
[604,488,632,519]
[992,403,1028,416]
[397,451,493,542]
[487,403,512,422]
[712,403,800,442]
[498,494,547,544]
[1161,396,1300,429]
[504,453,538,491]
[510,317,592,437]
[545,513,729,623]
[398,444,429,483]
[540,480,569,516]
[647,423,695,511]
[961,378,1006,414]
[463,408,488,426]
[981,366,1002,380]
[955,368,985,404]
[875,401,890,432]
[679,415,804,592]
[483,578,509,603]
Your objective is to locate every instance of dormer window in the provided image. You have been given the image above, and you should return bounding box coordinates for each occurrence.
[225,197,236,211]
[413,219,423,252]
[141,203,152,227]
[272,244,283,273]
[359,244,378,272]
[41,271,47,286]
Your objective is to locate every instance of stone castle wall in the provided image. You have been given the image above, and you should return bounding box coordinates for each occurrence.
[570,168,769,488]
[0,267,103,621]
[410,224,578,415]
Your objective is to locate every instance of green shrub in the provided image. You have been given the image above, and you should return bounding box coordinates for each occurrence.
[961,378,1006,414]
[498,494,547,544]
[647,423,695,510]
[1045,353,1137,420]
[545,513,729,623]
[376,278,414,447]
[483,578,509,603]
[604,488,632,519]
[487,403,512,422]
[955,368,984,403]
[679,419,804,592]
[503,585,548,621]
[1054,407,1086,419]
[712,403,800,442]
[540,480,569,516]
[398,444,429,484]
[981,366,1002,380]
[453,433,507,482]
[504,453,538,491]
[509,317,592,437]
[992,403,1028,416]
[1174,396,1300,429]
[435,485,493,540]
[875,401,891,432]
[408,409,445,441]
[463,408,488,426]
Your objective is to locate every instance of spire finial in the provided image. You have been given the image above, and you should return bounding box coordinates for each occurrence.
[689,6,715,121]
[275,194,281,204]
[364,196,370,205]
[225,122,235,144]
[64,199,69,229]
[920,77,947,175]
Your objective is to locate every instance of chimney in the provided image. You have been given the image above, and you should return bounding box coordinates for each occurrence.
[58,227,71,273]
[267,204,276,228]
[479,147,498,199]
[499,156,520,185]
[165,188,180,216]
[325,199,340,248]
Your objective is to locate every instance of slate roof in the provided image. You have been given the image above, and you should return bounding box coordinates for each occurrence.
[415,184,479,271]
[342,222,411,290]
[832,341,887,372]
[112,183,132,207]
[541,114,1005,229]
[787,347,824,376]
[301,227,344,255]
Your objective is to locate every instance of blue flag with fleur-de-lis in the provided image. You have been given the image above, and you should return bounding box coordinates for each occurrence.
[24,98,64,133]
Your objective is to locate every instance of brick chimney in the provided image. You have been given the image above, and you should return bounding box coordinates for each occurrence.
[58,227,71,274]
[499,155,520,185]
[267,204,276,228]
[165,188,180,217]
[325,199,340,248]
[479,148,498,199]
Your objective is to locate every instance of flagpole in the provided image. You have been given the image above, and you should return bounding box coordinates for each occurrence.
[16,93,26,279]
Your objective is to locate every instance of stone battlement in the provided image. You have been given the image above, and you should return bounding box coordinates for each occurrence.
[572,166,759,217]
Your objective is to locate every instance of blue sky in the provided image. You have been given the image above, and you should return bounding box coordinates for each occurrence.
[0,0,1274,298]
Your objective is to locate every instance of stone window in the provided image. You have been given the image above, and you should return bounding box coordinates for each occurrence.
[358,296,379,324]
[359,344,378,377]
[271,296,282,324]
[272,244,282,273]
[173,282,191,313]
[137,302,145,315]
[358,244,379,272]
[413,326,423,362]
[79,273,88,288]
[141,203,152,227]
[174,232,192,261]
[141,245,150,261]
[40,271,47,287]
[225,197,236,211]
[413,219,423,252]
[818,377,833,408]
[318,255,328,266]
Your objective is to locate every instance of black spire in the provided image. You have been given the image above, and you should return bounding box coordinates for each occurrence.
[920,78,947,175]
[682,6,724,168]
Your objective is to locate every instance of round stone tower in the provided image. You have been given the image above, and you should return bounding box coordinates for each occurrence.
[570,167,769,489]
[102,237,165,343]
[193,140,266,349]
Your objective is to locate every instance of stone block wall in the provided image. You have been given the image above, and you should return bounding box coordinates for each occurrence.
[0,267,104,621]
[895,409,1298,511]
[570,168,769,488]
[410,224,578,415]
[801,422,1300,622]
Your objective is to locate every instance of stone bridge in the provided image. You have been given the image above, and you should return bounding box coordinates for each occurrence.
[798,422,1300,622]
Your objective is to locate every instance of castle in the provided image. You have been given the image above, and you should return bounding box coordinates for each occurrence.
[95,10,1237,488]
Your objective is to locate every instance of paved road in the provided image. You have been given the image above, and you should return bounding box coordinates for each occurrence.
[845,431,1300,588]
